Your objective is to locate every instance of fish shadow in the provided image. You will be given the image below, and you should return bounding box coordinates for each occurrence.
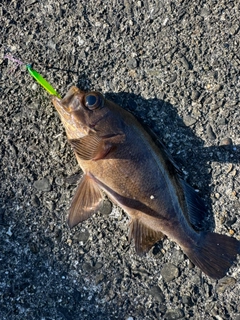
[103,91,239,232]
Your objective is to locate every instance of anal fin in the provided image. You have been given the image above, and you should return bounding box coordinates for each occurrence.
[129,218,165,255]
[68,173,103,228]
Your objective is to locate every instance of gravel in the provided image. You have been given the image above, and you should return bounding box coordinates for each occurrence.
[0,0,240,319]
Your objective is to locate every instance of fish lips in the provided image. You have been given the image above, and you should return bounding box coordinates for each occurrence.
[51,86,89,138]
[51,86,85,115]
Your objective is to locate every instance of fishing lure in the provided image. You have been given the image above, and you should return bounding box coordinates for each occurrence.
[26,64,61,98]
[4,54,24,74]
[4,54,61,98]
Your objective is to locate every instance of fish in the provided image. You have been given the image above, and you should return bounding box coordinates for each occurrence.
[51,86,240,279]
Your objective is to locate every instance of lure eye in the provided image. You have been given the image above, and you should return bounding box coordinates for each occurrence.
[84,93,102,110]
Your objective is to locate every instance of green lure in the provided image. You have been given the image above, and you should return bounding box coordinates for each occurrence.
[26,64,61,98]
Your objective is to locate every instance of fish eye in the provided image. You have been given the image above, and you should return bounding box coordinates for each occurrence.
[84,93,102,110]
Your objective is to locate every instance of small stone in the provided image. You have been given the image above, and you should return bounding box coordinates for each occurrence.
[220,137,232,146]
[182,295,193,306]
[220,216,226,224]
[46,201,55,212]
[211,103,220,111]
[93,262,103,270]
[31,83,38,91]
[29,242,39,254]
[100,200,112,216]
[26,0,38,6]
[191,90,201,101]
[55,176,64,186]
[165,309,184,320]
[65,173,81,185]
[226,217,237,227]
[95,273,105,285]
[6,226,13,236]
[33,177,51,191]
[212,70,218,79]
[79,50,86,60]
[161,263,179,282]
[200,7,210,17]
[216,277,236,293]
[82,262,92,272]
[213,84,223,93]
[217,117,227,125]
[127,58,138,69]
[66,239,72,246]
[55,229,62,242]
[31,194,40,207]
[204,96,213,104]
[225,163,233,174]
[73,230,90,243]
[172,249,185,263]
[149,286,165,303]
[128,69,137,78]
[206,124,216,140]
[231,170,237,177]
[180,56,191,70]
[47,40,56,50]
[168,72,177,84]
[183,114,197,126]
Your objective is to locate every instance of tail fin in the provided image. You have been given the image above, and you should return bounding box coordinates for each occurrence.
[185,232,240,279]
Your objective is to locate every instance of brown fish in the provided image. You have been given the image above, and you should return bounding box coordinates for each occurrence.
[52,86,240,279]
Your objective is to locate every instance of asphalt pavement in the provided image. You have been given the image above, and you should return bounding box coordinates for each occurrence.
[0,1,240,319]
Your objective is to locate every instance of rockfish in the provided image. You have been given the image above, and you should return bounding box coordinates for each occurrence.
[52,86,240,279]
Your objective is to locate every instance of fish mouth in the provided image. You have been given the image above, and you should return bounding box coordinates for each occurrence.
[51,86,85,115]
[51,86,89,139]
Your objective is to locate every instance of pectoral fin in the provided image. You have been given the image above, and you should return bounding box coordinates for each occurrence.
[129,218,165,255]
[68,174,103,228]
[69,134,112,161]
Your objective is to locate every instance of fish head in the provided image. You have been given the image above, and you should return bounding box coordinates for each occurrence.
[52,86,119,140]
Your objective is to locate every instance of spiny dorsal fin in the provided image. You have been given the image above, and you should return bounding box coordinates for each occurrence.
[68,173,103,228]
[129,218,165,255]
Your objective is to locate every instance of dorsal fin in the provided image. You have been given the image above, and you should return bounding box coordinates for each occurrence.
[180,179,208,231]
